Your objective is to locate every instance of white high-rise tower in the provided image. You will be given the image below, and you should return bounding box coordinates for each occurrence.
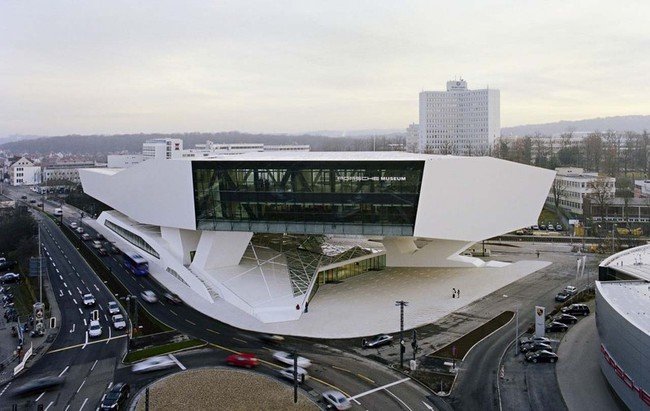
[419,79,500,156]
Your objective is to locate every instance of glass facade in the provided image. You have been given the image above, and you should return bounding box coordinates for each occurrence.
[104,220,160,259]
[192,160,424,235]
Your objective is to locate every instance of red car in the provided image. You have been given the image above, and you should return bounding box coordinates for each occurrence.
[226,353,259,368]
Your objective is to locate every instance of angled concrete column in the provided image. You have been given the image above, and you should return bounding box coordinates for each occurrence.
[190,231,253,271]
[160,227,201,265]
[383,237,485,268]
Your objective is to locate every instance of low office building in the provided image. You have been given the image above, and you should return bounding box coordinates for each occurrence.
[80,152,553,328]
[547,167,615,216]
[597,248,650,410]
[42,161,103,185]
[107,154,145,168]
[142,138,183,160]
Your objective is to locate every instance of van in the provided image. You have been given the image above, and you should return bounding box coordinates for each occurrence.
[53,208,63,216]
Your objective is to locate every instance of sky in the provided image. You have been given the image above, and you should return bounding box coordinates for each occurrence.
[1,1,649,136]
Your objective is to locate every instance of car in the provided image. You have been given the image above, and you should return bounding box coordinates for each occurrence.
[532,225,539,230]
[545,321,569,333]
[70,222,78,229]
[107,301,121,315]
[53,208,63,216]
[553,313,578,325]
[88,320,102,337]
[92,240,103,249]
[362,334,393,348]
[29,199,36,204]
[556,224,563,231]
[36,202,43,207]
[277,366,308,383]
[109,244,120,254]
[0,258,16,270]
[1,272,20,283]
[13,376,65,395]
[520,341,553,353]
[82,293,96,307]
[76,226,84,234]
[563,285,578,295]
[259,334,285,345]
[525,350,558,364]
[141,290,158,303]
[163,292,182,305]
[20,195,27,200]
[96,233,105,240]
[520,336,551,347]
[273,351,312,368]
[81,233,91,241]
[562,303,590,316]
[555,292,570,302]
[100,382,130,411]
[547,225,555,231]
[112,314,127,330]
[225,353,259,368]
[98,247,108,256]
[539,224,546,230]
[322,390,352,410]
[132,355,176,373]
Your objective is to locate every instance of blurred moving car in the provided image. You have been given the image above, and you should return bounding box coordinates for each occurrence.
[520,342,553,353]
[225,353,259,368]
[132,356,176,373]
[561,304,590,316]
[107,301,120,315]
[92,240,103,249]
[322,390,352,410]
[545,321,569,333]
[163,292,182,305]
[553,313,578,325]
[100,382,130,411]
[140,290,158,303]
[13,376,65,396]
[98,247,108,256]
[76,227,84,234]
[520,336,552,345]
[82,293,96,307]
[112,314,127,330]
[259,334,285,345]
[525,350,558,363]
[362,334,393,348]
[81,233,91,241]
[88,320,102,338]
[273,351,312,368]
[278,366,308,383]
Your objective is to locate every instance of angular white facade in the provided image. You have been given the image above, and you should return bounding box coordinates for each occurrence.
[80,152,554,324]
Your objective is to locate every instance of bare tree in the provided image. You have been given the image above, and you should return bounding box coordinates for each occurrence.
[588,175,615,222]
[583,132,603,172]
[550,177,567,215]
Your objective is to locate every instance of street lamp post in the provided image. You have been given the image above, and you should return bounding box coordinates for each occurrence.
[612,223,617,253]
[395,300,409,369]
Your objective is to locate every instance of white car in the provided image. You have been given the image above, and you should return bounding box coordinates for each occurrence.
[132,355,176,373]
[107,301,120,315]
[70,222,78,229]
[112,314,127,330]
[140,290,158,303]
[273,351,312,368]
[322,390,352,410]
[277,366,308,384]
[88,320,102,338]
[82,293,96,307]
[92,240,102,249]
[564,285,578,295]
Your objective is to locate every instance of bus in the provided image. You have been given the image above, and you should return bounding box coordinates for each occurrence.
[123,252,149,276]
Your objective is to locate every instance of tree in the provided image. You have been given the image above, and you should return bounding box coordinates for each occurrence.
[588,175,615,223]
[583,132,603,172]
[550,177,567,216]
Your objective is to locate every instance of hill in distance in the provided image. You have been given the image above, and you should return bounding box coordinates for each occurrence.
[501,115,650,136]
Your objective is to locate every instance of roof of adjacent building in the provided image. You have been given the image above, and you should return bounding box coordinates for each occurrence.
[597,281,650,335]
[189,151,450,161]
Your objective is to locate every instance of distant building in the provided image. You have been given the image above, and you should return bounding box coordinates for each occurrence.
[42,161,102,185]
[107,154,145,168]
[634,180,650,198]
[583,197,650,225]
[547,167,616,215]
[178,141,310,159]
[142,138,183,160]
[405,123,419,152]
[419,79,500,155]
[7,156,41,186]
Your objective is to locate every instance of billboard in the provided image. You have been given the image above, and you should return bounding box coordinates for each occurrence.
[535,306,545,337]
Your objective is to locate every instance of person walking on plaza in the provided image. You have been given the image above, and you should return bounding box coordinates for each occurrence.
[452,288,457,298]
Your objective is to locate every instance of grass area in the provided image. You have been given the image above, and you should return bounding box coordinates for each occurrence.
[430,311,514,359]
[58,222,171,335]
[410,369,455,393]
[538,207,561,225]
[124,339,205,363]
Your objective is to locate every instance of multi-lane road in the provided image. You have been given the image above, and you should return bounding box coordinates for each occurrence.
[1,187,437,410]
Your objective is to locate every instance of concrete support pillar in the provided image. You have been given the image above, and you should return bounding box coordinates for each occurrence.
[382,237,485,268]
[190,231,253,271]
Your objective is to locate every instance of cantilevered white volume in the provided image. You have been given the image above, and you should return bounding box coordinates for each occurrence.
[80,152,554,325]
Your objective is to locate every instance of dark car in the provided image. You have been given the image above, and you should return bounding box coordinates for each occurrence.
[561,304,590,316]
[520,341,553,353]
[553,313,578,325]
[555,292,570,302]
[97,233,105,240]
[100,382,130,410]
[362,334,393,348]
[163,292,182,305]
[98,247,108,256]
[14,376,65,395]
[1,272,20,283]
[20,195,27,200]
[545,321,569,333]
[525,350,558,364]
[29,199,36,204]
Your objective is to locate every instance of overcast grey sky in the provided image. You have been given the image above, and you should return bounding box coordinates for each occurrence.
[1,1,649,136]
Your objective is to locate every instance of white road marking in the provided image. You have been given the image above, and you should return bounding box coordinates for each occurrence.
[59,289,64,297]
[35,391,45,401]
[76,287,82,294]
[168,354,186,370]
[72,298,78,305]
[69,324,75,333]
[385,389,413,411]
[94,284,100,292]
[422,400,435,410]
[83,319,87,326]
[348,377,411,400]
[58,365,70,377]
[45,401,54,411]
[76,379,86,393]
[52,262,56,267]
[104,314,109,322]
[0,382,11,397]
[98,304,103,310]
[55,268,59,273]
[91,359,98,371]
[59,275,63,280]
[68,290,72,296]
[82,332,88,350]
[107,327,112,343]
[63,282,68,288]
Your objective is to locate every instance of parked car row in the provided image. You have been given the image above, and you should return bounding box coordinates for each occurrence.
[531,223,564,231]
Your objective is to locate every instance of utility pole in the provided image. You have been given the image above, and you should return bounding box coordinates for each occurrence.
[514,307,519,357]
[293,350,298,403]
[38,223,42,303]
[395,300,409,368]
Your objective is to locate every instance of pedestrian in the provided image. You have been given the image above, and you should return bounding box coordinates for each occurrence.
[536,250,540,258]
[457,289,461,298]
[452,288,456,299]
[305,301,309,313]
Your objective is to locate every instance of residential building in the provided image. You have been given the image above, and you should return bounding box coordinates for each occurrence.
[547,167,616,216]
[80,152,553,328]
[7,156,41,186]
[107,154,145,168]
[419,79,500,155]
[142,138,183,160]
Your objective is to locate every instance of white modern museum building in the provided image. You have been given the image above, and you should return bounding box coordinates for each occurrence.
[80,152,554,336]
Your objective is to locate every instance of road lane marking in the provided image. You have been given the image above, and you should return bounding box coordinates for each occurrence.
[78,308,83,315]
[422,400,435,410]
[232,337,247,344]
[45,401,54,411]
[386,389,413,411]
[68,290,72,296]
[58,365,70,377]
[76,287,82,294]
[0,382,11,396]
[168,354,186,370]
[91,360,98,371]
[72,298,78,305]
[83,319,87,326]
[185,319,196,325]
[332,365,351,373]
[76,379,86,393]
[207,328,220,335]
[107,327,112,343]
[59,289,63,297]
[55,268,59,273]
[94,284,100,292]
[348,377,411,401]
[64,282,68,288]
[59,275,63,280]
[70,324,75,333]
[104,314,109,322]
[356,373,375,384]
[169,310,178,316]
[48,334,128,354]
[35,391,45,401]
[98,304,103,310]
[82,331,88,349]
